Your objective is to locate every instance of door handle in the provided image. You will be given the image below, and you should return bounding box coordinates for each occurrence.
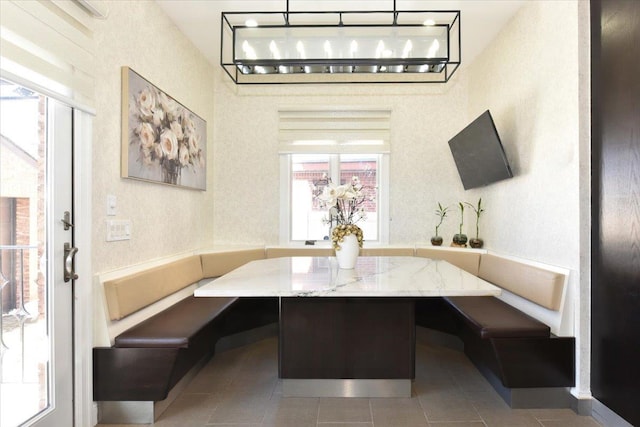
[64,242,79,282]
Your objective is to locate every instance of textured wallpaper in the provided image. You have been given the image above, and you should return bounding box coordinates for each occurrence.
[467,0,581,267]
[212,75,470,246]
[91,1,215,273]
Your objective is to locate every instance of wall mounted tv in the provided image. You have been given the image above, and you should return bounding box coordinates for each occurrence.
[448,110,513,190]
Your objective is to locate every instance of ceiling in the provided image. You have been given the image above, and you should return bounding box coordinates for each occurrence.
[156,0,527,71]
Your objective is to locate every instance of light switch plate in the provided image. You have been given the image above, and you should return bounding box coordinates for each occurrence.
[106,194,117,216]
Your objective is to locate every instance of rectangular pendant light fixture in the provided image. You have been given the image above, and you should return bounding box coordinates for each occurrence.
[220,6,461,84]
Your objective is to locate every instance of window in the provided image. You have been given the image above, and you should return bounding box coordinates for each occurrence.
[289,153,384,243]
[279,108,391,245]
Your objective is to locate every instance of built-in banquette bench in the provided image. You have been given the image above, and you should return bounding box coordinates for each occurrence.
[93,249,278,424]
[414,247,575,408]
[93,246,575,423]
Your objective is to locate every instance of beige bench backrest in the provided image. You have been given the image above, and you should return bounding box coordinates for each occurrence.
[266,247,334,258]
[200,249,265,278]
[415,248,481,276]
[103,255,203,321]
[478,254,565,311]
[266,247,414,258]
[360,248,414,256]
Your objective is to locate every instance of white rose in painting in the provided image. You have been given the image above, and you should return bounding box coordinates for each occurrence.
[160,128,179,160]
[137,86,155,119]
[152,107,164,127]
[154,143,163,159]
[137,122,155,149]
[141,147,153,165]
[179,145,190,166]
[158,92,179,120]
[174,106,184,123]
[188,133,200,155]
[182,112,196,135]
[170,121,184,141]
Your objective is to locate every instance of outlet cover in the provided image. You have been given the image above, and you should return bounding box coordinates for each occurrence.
[106,219,131,241]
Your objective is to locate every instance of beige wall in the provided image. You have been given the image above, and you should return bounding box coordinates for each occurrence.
[212,76,470,245]
[467,0,581,265]
[92,1,216,273]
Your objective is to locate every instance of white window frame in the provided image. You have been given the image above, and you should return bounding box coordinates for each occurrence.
[280,153,389,246]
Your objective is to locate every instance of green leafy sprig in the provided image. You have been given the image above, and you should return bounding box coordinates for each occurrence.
[457,202,465,235]
[464,198,485,239]
[434,203,449,237]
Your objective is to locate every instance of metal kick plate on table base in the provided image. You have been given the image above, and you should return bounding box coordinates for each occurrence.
[282,379,412,398]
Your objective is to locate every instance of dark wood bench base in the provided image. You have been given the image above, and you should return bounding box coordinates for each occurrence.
[93,296,279,423]
[416,297,575,408]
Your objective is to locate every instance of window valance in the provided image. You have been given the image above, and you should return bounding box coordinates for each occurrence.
[0,0,99,107]
[278,108,391,154]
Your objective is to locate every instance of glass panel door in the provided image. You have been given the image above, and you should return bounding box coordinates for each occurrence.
[0,80,73,426]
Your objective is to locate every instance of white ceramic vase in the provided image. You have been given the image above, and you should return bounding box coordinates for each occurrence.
[335,234,360,269]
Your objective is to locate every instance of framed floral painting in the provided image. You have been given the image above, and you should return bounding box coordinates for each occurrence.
[121,66,206,190]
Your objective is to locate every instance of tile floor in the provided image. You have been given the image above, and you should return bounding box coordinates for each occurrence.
[98,337,602,427]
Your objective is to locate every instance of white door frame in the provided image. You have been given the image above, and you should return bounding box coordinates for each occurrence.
[72,109,93,427]
[0,69,95,427]
[31,99,75,427]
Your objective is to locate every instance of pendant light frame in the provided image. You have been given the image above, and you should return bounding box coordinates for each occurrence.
[220,2,461,84]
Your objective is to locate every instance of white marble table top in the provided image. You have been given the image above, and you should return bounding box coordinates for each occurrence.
[195,256,501,297]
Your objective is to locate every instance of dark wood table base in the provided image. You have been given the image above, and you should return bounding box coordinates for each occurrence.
[279,297,415,396]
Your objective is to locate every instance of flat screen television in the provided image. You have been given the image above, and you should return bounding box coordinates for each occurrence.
[448,110,513,190]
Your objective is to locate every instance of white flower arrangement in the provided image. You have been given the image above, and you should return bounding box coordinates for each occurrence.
[130,84,204,184]
[317,175,373,250]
